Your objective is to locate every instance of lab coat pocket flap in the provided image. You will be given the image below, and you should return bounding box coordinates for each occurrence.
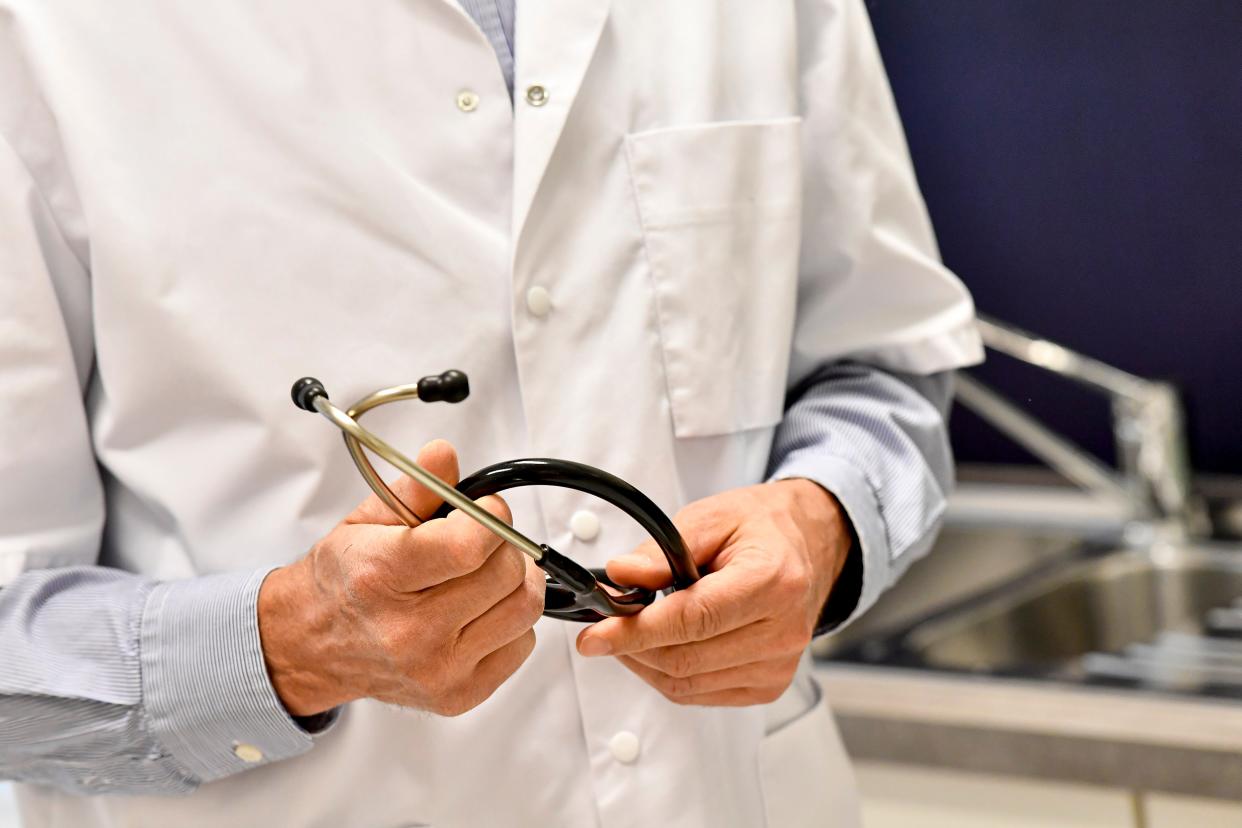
[625,118,803,439]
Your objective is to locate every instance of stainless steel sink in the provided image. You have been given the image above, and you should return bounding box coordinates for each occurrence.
[834,543,1242,696]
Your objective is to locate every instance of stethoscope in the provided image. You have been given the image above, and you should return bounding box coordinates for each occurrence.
[290,371,700,622]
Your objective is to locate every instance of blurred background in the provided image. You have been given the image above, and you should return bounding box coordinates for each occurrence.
[875,0,1241,477]
[823,2,1242,826]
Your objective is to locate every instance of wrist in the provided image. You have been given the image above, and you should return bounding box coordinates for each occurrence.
[258,561,354,717]
[772,478,851,604]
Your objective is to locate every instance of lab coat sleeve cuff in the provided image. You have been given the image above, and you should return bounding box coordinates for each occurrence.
[768,454,891,635]
[140,567,335,784]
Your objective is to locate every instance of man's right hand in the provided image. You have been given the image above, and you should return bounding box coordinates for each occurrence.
[258,440,545,718]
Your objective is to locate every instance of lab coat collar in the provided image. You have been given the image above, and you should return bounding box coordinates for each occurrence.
[511,0,613,244]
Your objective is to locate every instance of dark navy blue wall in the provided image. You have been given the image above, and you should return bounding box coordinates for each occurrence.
[866,1,1242,473]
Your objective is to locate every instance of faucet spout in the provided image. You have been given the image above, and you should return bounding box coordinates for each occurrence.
[960,316,1204,539]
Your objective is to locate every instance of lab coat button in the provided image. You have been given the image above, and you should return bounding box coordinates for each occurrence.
[526,286,552,317]
[456,90,480,112]
[570,510,601,541]
[233,743,264,763]
[609,731,641,764]
[525,84,549,107]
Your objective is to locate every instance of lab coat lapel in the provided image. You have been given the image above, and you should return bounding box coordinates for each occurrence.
[511,0,613,242]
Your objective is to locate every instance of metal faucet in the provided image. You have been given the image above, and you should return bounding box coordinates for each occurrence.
[954,316,1205,540]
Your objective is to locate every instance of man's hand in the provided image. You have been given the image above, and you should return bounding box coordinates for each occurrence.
[258,440,545,718]
[575,480,850,706]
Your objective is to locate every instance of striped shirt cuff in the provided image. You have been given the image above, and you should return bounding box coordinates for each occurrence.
[140,568,324,783]
[769,454,891,633]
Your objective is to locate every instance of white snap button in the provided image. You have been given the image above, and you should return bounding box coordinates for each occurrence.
[526,285,552,317]
[525,84,549,107]
[609,731,641,764]
[233,743,264,763]
[570,510,601,542]
[456,90,480,112]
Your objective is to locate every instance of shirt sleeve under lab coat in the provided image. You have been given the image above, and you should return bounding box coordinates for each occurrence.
[766,0,984,630]
[767,366,955,634]
[0,129,321,794]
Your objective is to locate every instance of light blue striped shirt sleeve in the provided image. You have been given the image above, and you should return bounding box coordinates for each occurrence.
[767,364,955,633]
[0,567,320,793]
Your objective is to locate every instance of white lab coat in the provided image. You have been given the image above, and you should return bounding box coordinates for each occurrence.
[0,0,979,825]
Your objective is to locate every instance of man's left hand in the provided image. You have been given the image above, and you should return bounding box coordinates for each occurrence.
[575,479,852,706]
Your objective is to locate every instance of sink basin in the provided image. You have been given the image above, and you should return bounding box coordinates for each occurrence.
[837,544,1242,692]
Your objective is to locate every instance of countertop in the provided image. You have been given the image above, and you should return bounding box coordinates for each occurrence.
[814,515,1242,801]
[818,662,1242,800]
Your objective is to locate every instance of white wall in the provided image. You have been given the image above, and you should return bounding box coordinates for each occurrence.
[0,782,18,827]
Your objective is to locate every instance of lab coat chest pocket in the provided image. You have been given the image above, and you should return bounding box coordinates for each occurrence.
[625,118,803,438]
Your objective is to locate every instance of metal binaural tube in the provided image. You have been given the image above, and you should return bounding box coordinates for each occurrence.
[344,383,425,526]
[309,394,546,562]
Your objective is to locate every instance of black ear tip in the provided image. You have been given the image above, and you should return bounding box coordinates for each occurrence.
[440,369,470,403]
[291,377,328,412]
[418,369,470,404]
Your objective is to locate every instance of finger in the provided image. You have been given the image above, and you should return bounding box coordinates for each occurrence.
[617,653,798,699]
[604,539,670,591]
[354,494,513,591]
[425,543,530,633]
[455,557,545,660]
[576,565,767,657]
[464,628,538,707]
[346,439,460,526]
[410,494,517,581]
[621,621,780,676]
[671,495,748,567]
[605,495,743,589]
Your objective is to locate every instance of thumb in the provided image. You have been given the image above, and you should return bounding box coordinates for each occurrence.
[605,539,671,590]
[345,438,460,525]
[606,496,737,588]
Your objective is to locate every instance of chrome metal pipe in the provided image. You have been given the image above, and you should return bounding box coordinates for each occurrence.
[954,374,1130,503]
[961,316,1201,536]
[975,316,1149,401]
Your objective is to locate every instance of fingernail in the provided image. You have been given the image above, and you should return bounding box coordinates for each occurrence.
[579,636,612,657]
